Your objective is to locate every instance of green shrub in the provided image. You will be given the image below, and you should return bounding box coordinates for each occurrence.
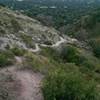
[11,19,21,32]
[89,40,100,58]
[80,59,95,71]
[43,68,99,100]
[0,54,8,67]
[82,15,96,29]
[10,47,25,56]
[60,46,96,71]
[23,52,58,73]
[60,46,80,63]
[20,34,34,48]
[41,47,61,62]
[0,51,14,67]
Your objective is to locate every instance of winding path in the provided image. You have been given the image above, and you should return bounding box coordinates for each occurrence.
[51,37,66,47]
[29,43,40,53]
[30,37,67,52]
[27,36,79,53]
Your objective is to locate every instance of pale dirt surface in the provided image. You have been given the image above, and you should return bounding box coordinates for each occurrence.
[41,36,67,47]
[16,70,43,100]
[51,37,66,47]
[28,43,40,53]
[0,57,44,100]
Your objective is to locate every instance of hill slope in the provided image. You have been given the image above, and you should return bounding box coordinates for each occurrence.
[0,7,100,100]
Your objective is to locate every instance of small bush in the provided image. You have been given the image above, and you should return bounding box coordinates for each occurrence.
[20,34,34,48]
[11,19,21,32]
[89,40,100,58]
[60,46,96,71]
[60,46,79,63]
[80,59,95,71]
[43,68,99,100]
[23,52,55,72]
[0,51,14,67]
[10,47,25,56]
[41,47,61,62]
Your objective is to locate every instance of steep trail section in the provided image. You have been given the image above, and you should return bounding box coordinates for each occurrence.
[0,57,44,100]
[16,70,43,100]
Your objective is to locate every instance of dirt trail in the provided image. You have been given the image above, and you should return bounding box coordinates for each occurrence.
[16,70,43,100]
[0,57,44,100]
[28,43,40,53]
[41,36,67,48]
[51,37,66,47]
[29,37,67,52]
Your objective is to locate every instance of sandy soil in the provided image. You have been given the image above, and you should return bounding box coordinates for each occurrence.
[0,57,44,100]
[16,70,43,100]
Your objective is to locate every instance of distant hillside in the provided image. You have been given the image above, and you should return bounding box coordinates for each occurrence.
[65,9,100,58]
[0,0,100,31]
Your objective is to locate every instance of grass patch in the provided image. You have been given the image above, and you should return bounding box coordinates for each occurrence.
[23,52,58,73]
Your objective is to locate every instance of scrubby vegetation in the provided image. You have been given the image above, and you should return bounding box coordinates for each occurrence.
[40,47,61,62]
[60,46,96,70]
[11,19,21,33]
[41,45,100,72]
[10,47,26,56]
[23,51,58,73]
[89,39,100,58]
[0,50,14,67]
[20,34,35,48]
[43,68,99,100]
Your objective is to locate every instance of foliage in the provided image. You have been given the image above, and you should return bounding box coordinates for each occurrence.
[10,47,25,56]
[20,34,34,48]
[43,68,99,100]
[40,47,61,62]
[60,46,79,63]
[60,45,99,71]
[89,40,100,58]
[0,50,14,67]
[23,51,60,73]
[60,46,84,65]
[11,19,21,33]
